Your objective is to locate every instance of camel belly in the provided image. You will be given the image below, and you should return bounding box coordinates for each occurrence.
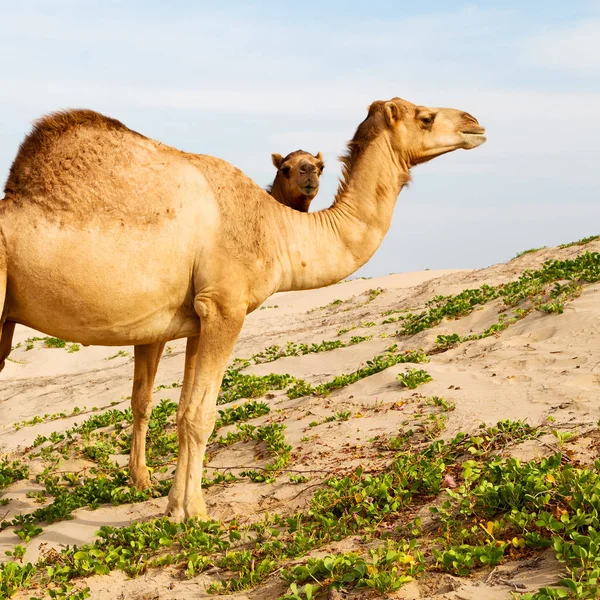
[3,224,200,346]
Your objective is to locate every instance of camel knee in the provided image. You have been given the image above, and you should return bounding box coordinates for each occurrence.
[131,403,152,445]
[178,404,216,445]
[131,387,154,426]
[178,419,214,448]
[132,405,152,427]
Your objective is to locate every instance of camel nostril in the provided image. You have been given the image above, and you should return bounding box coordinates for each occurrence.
[461,112,479,124]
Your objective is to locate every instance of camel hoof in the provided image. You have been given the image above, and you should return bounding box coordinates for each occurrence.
[129,467,152,490]
[184,499,208,521]
[165,498,208,521]
[186,509,209,522]
[131,478,152,491]
[165,504,186,522]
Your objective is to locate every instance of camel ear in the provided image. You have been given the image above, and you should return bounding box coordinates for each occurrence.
[315,152,325,171]
[272,153,284,169]
[384,102,403,126]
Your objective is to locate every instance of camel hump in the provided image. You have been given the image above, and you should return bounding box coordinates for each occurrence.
[4,109,147,197]
[30,108,136,140]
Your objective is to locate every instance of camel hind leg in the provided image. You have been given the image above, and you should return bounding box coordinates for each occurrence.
[0,321,15,372]
[129,341,166,489]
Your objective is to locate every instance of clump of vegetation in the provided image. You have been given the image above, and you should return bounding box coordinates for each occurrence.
[514,246,546,259]
[308,298,345,312]
[307,411,353,429]
[395,252,600,340]
[155,381,181,391]
[219,372,297,405]
[213,400,270,429]
[281,544,421,596]
[558,234,600,249]
[0,460,29,491]
[13,406,92,430]
[425,396,455,412]
[397,368,433,389]
[366,288,383,303]
[242,336,372,366]
[337,326,355,336]
[20,336,70,351]
[287,346,428,399]
[44,337,67,349]
[0,561,36,598]
[308,288,383,314]
[105,350,131,361]
[213,423,291,483]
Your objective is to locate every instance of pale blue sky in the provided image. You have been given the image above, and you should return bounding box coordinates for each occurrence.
[1,1,599,275]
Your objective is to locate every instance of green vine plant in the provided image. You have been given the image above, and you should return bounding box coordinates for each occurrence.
[231,335,372,368]
[7,419,597,599]
[392,252,600,345]
[1,399,274,536]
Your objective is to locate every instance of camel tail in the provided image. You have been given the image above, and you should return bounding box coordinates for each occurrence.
[0,233,14,372]
[0,232,7,315]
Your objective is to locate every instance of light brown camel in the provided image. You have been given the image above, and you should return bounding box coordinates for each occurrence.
[0,97,486,520]
[267,150,324,212]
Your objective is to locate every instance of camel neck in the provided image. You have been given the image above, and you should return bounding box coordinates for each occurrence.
[269,179,311,212]
[274,136,410,292]
[268,178,290,208]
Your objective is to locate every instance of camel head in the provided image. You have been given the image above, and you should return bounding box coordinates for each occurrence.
[271,150,325,206]
[351,97,486,167]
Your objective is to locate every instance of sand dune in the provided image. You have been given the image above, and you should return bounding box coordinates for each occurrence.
[2,241,600,599]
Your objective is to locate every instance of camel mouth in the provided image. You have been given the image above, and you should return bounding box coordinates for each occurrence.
[302,186,318,195]
[460,129,487,149]
[461,127,485,135]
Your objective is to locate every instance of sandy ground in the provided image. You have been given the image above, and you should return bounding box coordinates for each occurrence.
[1,241,600,599]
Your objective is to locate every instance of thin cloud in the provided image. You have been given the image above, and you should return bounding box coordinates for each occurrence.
[520,19,600,75]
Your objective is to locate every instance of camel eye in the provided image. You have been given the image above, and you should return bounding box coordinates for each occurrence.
[281,166,291,177]
[318,164,324,173]
[420,114,435,127]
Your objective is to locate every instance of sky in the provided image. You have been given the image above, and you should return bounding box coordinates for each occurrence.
[1,0,599,276]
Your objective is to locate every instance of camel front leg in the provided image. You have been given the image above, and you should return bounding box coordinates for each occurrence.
[166,300,245,521]
[129,341,166,489]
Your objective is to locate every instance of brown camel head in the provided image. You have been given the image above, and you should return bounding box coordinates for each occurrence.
[269,150,325,212]
[342,97,486,172]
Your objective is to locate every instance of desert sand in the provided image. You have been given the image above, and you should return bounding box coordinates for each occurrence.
[1,240,600,599]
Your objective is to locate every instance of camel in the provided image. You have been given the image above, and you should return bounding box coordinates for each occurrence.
[267,150,324,212]
[0,97,486,520]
